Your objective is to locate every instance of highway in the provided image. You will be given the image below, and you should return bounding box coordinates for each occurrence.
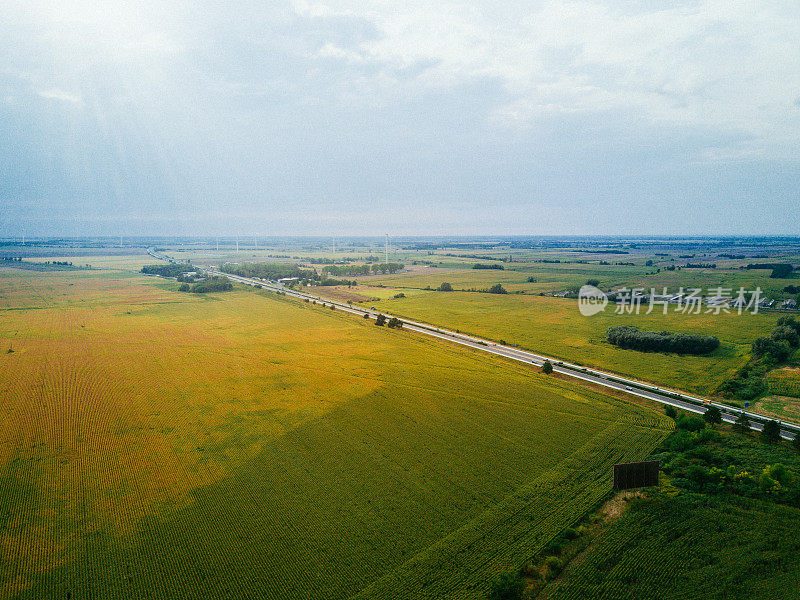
[149,248,799,441]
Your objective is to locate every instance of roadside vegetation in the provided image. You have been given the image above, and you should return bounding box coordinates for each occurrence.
[718,316,800,403]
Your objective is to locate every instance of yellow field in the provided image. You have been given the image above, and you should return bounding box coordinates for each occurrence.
[0,267,671,599]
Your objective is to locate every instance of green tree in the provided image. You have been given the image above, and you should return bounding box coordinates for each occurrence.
[761,420,782,443]
[665,405,677,419]
[733,411,751,433]
[792,433,800,451]
[541,360,553,374]
[488,284,508,294]
[703,405,722,425]
[387,317,403,328]
[438,282,453,292]
[375,314,387,326]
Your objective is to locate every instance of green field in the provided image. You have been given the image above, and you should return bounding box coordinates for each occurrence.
[766,368,800,398]
[541,493,800,600]
[0,267,671,599]
[367,290,778,396]
[537,406,800,600]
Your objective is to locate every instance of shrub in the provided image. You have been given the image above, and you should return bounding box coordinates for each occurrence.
[375,314,387,326]
[486,570,524,600]
[542,360,553,375]
[438,282,453,292]
[562,527,579,540]
[488,284,508,294]
[545,556,563,578]
[665,406,677,419]
[544,540,562,556]
[676,414,706,432]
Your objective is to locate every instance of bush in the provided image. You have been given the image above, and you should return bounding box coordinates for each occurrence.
[752,337,792,362]
[545,556,563,578]
[676,414,706,432]
[375,314,387,326]
[544,540,562,556]
[178,283,190,292]
[488,284,508,294]
[387,317,403,328]
[665,405,678,419]
[562,527,579,540]
[438,282,453,292]
[772,326,800,348]
[486,570,524,600]
[542,360,553,375]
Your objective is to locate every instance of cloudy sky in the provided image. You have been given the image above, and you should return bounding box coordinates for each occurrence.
[1,0,799,236]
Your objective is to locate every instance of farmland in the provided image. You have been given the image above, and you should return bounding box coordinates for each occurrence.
[766,368,800,398]
[366,290,778,395]
[0,266,671,599]
[540,414,800,600]
[540,493,800,600]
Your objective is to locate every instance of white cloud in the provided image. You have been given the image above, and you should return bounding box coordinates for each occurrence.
[36,88,83,104]
[295,0,800,154]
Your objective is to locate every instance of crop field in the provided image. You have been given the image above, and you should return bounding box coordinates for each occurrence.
[367,291,778,395]
[540,493,800,600]
[766,368,800,398]
[0,267,671,599]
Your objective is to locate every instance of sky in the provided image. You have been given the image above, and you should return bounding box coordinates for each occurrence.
[1,0,799,237]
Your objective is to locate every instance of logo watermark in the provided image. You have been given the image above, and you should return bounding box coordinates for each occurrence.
[578,286,764,316]
[578,285,609,316]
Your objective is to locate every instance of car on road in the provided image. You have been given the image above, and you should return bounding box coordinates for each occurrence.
[624,386,633,391]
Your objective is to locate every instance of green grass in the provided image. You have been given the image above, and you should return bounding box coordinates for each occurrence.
[368,291,778,396]
[540,493,800,600]
[0,269,671,599]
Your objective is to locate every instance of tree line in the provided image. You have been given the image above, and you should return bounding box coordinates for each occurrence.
[141,264,194,277]
[607,325,720,355]
[178,276,233,293]
[323,263,404,276]
[221,262,315,281]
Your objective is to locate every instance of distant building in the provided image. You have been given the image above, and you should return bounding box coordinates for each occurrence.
[781,298,797,309]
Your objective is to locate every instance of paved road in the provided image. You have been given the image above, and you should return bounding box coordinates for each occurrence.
[149,249,799,441]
